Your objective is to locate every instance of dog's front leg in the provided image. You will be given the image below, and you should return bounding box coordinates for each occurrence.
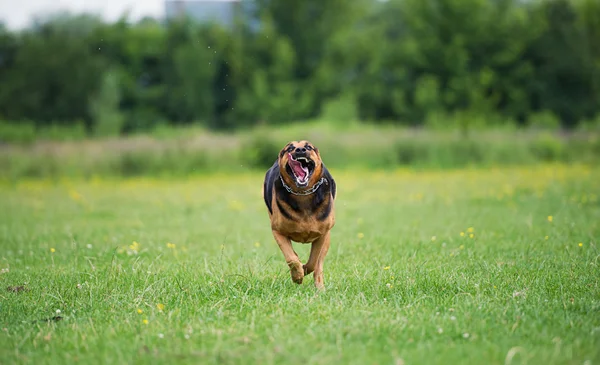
[272,230,304,284]
[303,232,330,290]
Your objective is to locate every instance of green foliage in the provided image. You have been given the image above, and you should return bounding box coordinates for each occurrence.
[90,70,125,137]
[318,93,359,123]
[414,75,442,116]
[528,110,562,130]
[229,15,310,125]
[531,132,566,162]
[0,15,105,128]
[240,133,280,169]
[162,19,218,125]
[529,0,598,127]
[392,130,599,169]
[0,121,36,144]
[577,114,600,132]
[0,0,598,132]
[116,148,210,177]
[36,121,87,141]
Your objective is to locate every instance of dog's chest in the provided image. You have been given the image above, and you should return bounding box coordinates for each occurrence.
[288,230,325,244]
[270,195,335,243]
[273,217,334,243]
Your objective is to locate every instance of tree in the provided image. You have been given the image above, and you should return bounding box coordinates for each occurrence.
[162,18,217,125]
[527,0,597,127]
[0,15,105,130]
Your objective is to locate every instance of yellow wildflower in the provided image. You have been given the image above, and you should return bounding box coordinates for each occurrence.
[137,309,143,314]
[544,236,549,240]
[431,236,437,242]
[578,243,583,247]
[166,242,176,249]
[467,227,474,233]
[69,190,83,202]
[157,303,165,311]
[383,266,390,270]
[547,216,553,222]
[143,319,149,325]
[129,241,140,252]
[469,234,474,239]
[50,248,56,253]
[357,232,364,239]
[254,242,260,248]
[460,232,465,237]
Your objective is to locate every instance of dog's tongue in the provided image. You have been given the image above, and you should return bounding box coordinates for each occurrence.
[288,153,307,180]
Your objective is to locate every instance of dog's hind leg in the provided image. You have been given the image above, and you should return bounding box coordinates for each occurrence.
[304,232,330,290]
[272,230,304,284]
[303,243,320,276]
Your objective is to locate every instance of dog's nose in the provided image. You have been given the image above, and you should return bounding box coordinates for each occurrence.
[295,147,306,153]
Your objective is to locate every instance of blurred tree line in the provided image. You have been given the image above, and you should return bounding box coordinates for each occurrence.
[0,0,598,135]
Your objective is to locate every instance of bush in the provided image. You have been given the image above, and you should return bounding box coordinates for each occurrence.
[0,120,87,144]
[240,134,280,169]
[393,132,582,169]
[577,114,600,132]
[0,152,61,180]
[0,121,36,144]
[530,132,565,161]
[396,139,430,165]
[90,71,125,138]
[528,111,561,130]
[319,93,359,124]
[37,122,87,141]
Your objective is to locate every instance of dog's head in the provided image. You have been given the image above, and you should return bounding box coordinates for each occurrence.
[278,140,322,188]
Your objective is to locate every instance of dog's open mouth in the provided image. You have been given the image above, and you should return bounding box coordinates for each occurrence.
[287,153,315,186]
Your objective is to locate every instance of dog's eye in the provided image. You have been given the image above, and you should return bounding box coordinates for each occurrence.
[286,145,295,152]
[306,145,313,151]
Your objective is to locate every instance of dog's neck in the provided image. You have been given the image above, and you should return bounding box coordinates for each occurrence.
[279,175,327,196]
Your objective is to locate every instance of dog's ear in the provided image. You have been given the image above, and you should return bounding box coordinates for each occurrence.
[279,145,289,159]
[310,145,320,159]
[279,143,292,160]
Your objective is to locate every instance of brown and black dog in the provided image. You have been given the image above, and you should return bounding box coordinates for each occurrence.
[262,140,337,289]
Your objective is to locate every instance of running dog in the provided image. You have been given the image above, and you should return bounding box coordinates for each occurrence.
[262,140,336,289]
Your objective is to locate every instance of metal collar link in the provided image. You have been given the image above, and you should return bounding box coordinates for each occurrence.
[279,175,327,196]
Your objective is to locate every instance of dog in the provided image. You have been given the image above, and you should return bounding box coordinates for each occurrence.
[262,140,336,289]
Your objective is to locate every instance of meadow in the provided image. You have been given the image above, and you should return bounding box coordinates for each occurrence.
[0,163,599,364]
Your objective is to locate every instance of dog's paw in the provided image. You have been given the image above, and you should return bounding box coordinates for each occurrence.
[303,264,314,276]
[289,261,304,284]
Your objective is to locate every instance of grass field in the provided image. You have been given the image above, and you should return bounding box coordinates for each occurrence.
[0,164,599,364]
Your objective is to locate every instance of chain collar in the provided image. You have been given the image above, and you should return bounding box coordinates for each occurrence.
[279,175,327,196]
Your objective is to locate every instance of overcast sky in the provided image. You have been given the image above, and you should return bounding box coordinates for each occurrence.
[0,0,165,29]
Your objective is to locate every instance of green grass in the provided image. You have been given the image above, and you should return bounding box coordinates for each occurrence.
[1,164,599,364]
